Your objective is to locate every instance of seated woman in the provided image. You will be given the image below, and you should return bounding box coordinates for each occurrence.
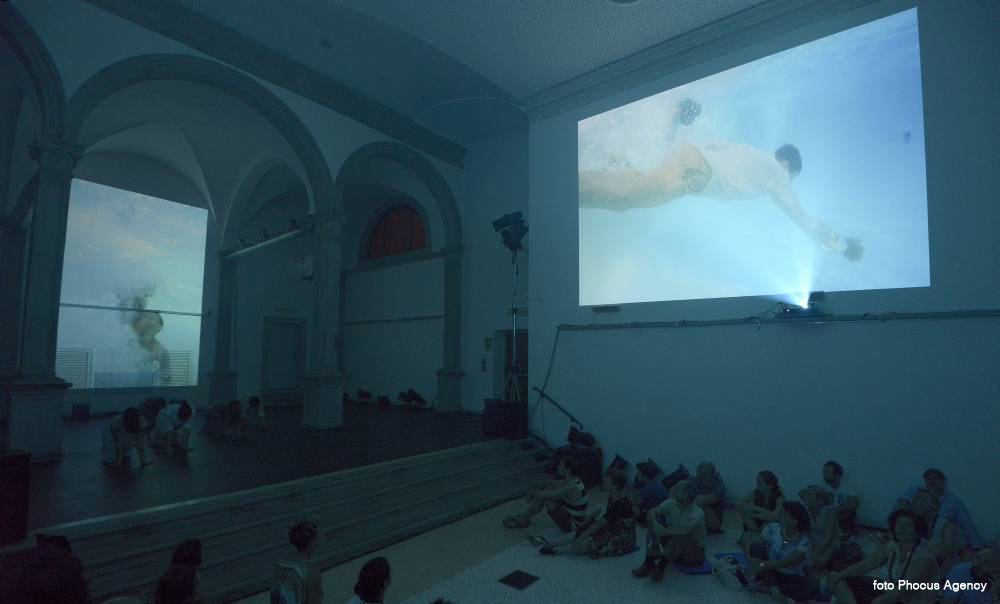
[271,518,323,604]
[745,501,818,604]
[799,485,839,571]
[828,509,940,604]
[531,467,639,558]
[150,400,194,451]
[100,407,151,468]
[911,488,967,566]
[735,470,785,546]
[503,457,588,532]
[632,480,707,581]
[348,556,391,604]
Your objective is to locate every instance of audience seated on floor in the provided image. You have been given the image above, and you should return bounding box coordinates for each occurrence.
[531,467,639,558]
[745,501,819,604]
[896,468,985,550]
[503,457,588,532]
[150,400,194,452]
[692,461,726,534]
[735,470,785,545]
[799,485,840,571]
[940,547,999,604]
[8,542,89,604]
[153,563,204,604]
[632,479,707,582]
[272,518,324,604]
[100,406,152,468]
[829,509,940,604]
[348,556,391,604]
[200,400,248,440]
[821,460,861,534]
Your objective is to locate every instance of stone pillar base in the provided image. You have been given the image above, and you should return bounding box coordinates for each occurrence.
[435,367,465,413]
[0,377,70,461]
[208,369,238,406]
[300,370,347,429]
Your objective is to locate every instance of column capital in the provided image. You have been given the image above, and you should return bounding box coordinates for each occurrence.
[312,211,346,241]
[30,138,84,179]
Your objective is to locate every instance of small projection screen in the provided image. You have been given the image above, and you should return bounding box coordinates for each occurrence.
[578,9,927,306]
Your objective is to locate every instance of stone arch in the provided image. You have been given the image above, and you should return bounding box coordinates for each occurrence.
[0,4,67,141]
[335,141,464,410]
[64,54,333,217]
[358,195,434,263]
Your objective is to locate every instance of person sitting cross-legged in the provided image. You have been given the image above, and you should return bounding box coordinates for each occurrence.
[503,457,588,532]
[632,479,707,582]
[745,501,821,603]
[692,461,726,534]
[531,467,640,558]
[735,470,785,546]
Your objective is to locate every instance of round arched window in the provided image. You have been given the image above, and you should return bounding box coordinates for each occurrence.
[365,205,427,260]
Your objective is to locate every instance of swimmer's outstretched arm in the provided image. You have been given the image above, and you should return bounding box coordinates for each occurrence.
[768,184,864,261]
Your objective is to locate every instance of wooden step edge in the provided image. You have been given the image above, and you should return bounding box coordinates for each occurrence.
[48,438,538,538]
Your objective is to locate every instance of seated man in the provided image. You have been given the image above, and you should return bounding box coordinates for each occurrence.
[503,457,588,532]
[634,463,669,527]
[940,547,999,604]
[632,480,707,581]
[896,468,985,549]
[821,460,860,534]
[693,461,726,534]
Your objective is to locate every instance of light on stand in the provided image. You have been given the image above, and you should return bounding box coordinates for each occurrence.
[493,211,528,401]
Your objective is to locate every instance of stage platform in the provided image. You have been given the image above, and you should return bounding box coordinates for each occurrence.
[27,401,492,529]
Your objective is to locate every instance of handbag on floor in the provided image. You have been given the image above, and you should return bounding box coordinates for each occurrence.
[712,556,750,590]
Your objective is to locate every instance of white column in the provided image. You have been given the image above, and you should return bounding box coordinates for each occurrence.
[208,251,238,404]
[435,246,464,411]
[300,212,346,428]
[0,140,82,460]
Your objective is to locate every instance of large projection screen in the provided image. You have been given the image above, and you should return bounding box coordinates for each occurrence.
[578,9,927,307]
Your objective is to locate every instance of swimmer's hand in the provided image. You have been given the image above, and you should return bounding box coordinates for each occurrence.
[844,238,864,262]
[678,98,701,126]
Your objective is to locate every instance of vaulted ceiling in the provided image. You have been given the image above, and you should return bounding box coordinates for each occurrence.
[169,0,767,147]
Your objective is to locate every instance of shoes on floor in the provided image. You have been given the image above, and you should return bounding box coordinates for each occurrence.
[631,565,649,578]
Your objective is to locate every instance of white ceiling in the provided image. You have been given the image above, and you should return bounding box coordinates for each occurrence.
[171,0,767,145]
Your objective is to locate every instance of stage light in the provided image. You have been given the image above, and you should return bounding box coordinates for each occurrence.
[492,211,528,253]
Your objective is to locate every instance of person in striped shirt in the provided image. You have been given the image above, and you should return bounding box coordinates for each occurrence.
[503,457,589,532]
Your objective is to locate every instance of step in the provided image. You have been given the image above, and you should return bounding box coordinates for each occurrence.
[49,439,528,542]
[82,452,548,594]
[76,444,543,564]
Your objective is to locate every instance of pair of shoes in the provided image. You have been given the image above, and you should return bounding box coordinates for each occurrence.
[631,565,650,578]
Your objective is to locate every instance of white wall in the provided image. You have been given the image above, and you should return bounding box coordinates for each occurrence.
[341,258,444,405]
[460,130,530,411]
[528,0,1000,542]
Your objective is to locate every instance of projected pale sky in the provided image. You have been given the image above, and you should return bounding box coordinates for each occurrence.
[579,9,928,306]
[57,179,208,384]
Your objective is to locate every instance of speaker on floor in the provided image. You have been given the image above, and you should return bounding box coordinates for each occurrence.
[482,399,528,439]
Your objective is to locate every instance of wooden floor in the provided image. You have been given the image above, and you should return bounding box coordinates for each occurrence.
[29,402,492,529]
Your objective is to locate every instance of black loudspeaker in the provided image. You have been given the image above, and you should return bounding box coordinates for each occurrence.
[483,399,528,439]
[0,450,30,545]
[556,445,604,491]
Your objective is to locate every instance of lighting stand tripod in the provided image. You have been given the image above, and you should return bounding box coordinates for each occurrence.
[503,247,521,402]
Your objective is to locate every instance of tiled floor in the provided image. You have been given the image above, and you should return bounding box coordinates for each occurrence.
[29,403,492,529]
[234,490,805,604]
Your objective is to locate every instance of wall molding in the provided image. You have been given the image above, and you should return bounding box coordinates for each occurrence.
[83,0,466,167]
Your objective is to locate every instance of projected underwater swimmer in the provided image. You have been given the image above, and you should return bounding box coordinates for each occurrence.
[579,99,865,262]
[131,311,173,385]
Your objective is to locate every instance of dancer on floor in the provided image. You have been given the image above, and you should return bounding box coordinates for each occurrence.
[100,406,152,468]
[150,399,194,452]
